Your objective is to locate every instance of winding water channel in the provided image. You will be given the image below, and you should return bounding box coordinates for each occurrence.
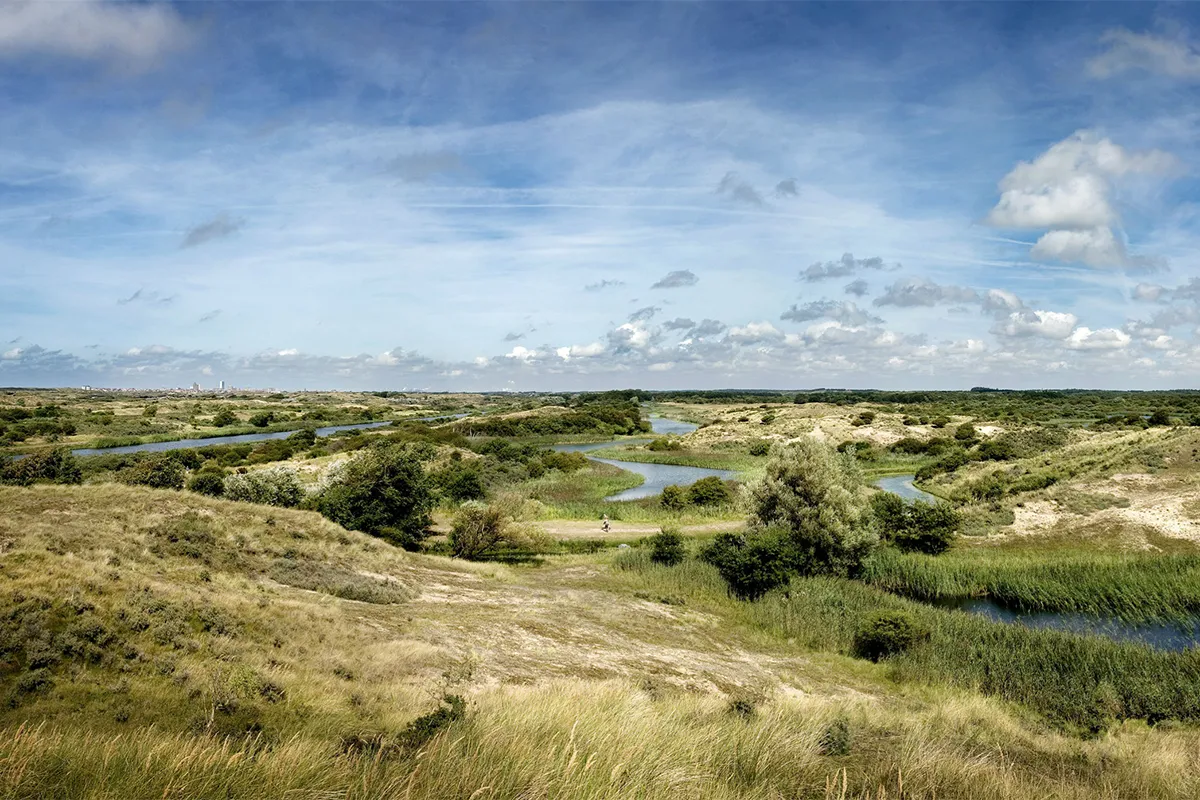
[551,415,738,502]
[873,474,1200,651]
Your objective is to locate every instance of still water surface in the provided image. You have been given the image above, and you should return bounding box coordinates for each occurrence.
[552,415,737,502]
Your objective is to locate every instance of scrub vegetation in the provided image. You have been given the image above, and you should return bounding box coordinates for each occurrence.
[7,388,1200,797]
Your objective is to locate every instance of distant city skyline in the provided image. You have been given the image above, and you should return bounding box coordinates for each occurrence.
[3,2,1200,390]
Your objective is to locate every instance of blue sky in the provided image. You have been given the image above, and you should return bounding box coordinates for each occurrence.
[4,1,1200,390]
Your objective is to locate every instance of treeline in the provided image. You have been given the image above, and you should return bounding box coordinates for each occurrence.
[450,400,648,437]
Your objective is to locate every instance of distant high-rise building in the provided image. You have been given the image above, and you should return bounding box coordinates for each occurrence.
[219,380,226,391]
[192,382,200,392]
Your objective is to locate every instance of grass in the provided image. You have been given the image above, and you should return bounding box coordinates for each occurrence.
[610,549,1200,734]
[862,546,1200,623]
[6,484,1200,795]
[586,444,761,473]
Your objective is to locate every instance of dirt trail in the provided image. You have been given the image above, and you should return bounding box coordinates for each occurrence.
[430,517,744,539]
[534,519,744,539]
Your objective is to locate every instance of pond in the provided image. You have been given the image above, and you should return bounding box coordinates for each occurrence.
[874,474,938,503]
[933,597,1200,652]
[551,415,737,502]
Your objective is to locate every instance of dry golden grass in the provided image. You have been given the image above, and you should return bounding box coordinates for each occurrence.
[3,484,1200,798]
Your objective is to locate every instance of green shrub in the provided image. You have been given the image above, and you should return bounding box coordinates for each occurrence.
[115,457,185,490]
[314,447,433,545]
[0,449,82,486]
[647,437,683,451]
[748,440,771,456]
[686,476,731,506]
[211,409,237,428]
[648,528,686,566]
[852,411,875,426]
[743,439,876,578]
[852,610,930,662]
[871,492,959,555]
[249,412,275,428]
[660,484,687,510]
[186,471,226,497]
[1148,409,1172,426]
[954,422,977,441]
[699,530,794,600]
[931,415,951,429]
[224,467,303,508]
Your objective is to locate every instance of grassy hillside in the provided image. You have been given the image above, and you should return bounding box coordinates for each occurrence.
[2,484,1200,797]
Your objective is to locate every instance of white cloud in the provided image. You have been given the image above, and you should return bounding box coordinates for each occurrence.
[986,130,1177,269]
[873,277,977,307]
[1029,227,1128,269]
[0,0,191,70]
[1,347,21,360]
[981,289,1023,314]
[555,342,604,361]
[997,309,1078,339]
[277,348,299,357]
[1065,326,1131,350]
[504,345,537,360]
[1087,28,1200,80]
[727,321,783,344]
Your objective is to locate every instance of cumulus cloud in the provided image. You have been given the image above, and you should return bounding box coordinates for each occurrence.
[727,321,783,344]
[843,279,869,297]
[1087,28,1200,79]
[715,172,764,207]
[662,317,695,331]
[651,269,698,289]
[607,321,655,352]
[692,319,726,337]
[584,278,625,292]
[0,0,191,70]
[981,288,1024,314]
[985,130,1177,269]
[182,213,245,248]
[1065,326,1131,350]
[1030,226,1162,270]
[801,253,890,282]
[555,342,604,361]
[774,179,798,197]
[781,300,882,326]
[873,278,978,307]
[995,309,1079,339]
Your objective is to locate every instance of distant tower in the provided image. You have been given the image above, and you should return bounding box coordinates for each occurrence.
[192,382,200,392]
[219,380,226,391]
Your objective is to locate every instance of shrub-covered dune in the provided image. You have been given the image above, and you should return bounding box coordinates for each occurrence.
[3,485,1200,798]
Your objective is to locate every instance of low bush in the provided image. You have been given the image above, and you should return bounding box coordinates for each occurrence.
[871,492,959,555]
[852,610,929,662]
[748,440,771,456]
[186,470,226,497]
[0,449,82,486]
[700,530,794,600]
[224,467,304,508]
[686,476,731,506]
[648,528,686,566]
[660,484,687,510]
[115,457,185,490]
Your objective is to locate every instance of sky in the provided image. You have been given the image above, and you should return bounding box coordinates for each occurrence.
[5,2,1200,391]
